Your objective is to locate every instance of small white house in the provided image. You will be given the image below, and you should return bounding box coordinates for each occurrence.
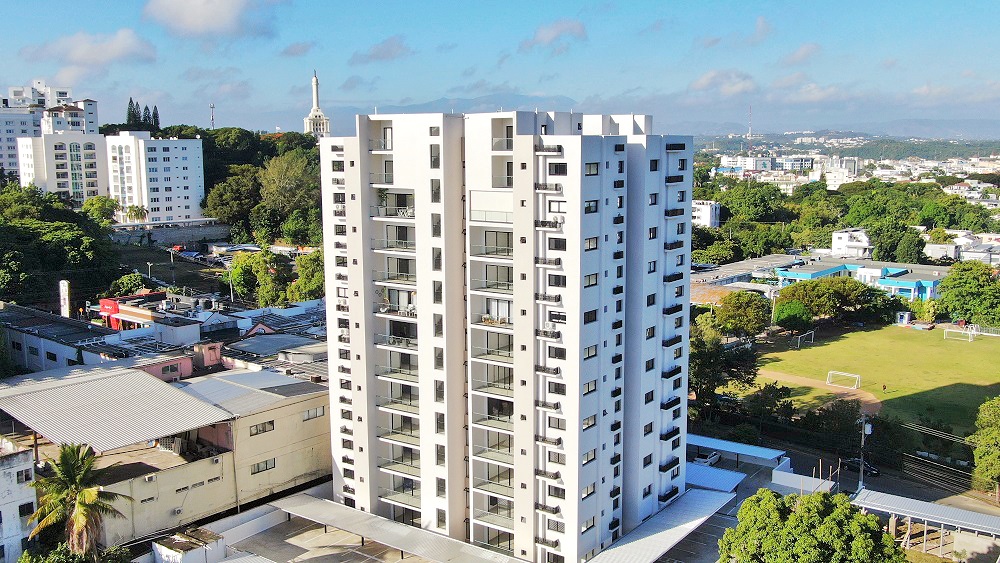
[832,228,872,258]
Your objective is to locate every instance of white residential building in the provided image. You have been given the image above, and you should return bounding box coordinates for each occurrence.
[832,228,872,258]
[106,131,205,223]
[2,80,98,177]
[17,132,109,207]
[692,200,721,228]
[303,72,330,138]
[0,439,35,562]
[320,111,692,562]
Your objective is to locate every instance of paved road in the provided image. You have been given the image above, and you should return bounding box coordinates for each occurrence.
[758,369,883,414]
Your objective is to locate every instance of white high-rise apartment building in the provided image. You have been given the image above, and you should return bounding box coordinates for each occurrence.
[17,132,108,206]
[2,80,98,177]
[321,111,692,563]
[691,200,721,228]
[106,131,206,223]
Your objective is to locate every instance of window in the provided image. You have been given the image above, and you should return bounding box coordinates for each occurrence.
[674,347,684,359]
[548,162,568,175]
[617,160,625,173]
[431,179,441,202]
[645,389,655,403]
[643,422,653,435]
[548,347,566,360]
[677,222,686,235]
[548,416,567,430]
[548,381,566,395]
[647,260,657,273]
[648,227,658,239]
[548,274,567,287]
[649,193,658,205]
[548,238,567,251]
[643,454,653,467]
[548,519,565,533]
[250,420,274,435]
[582,449,596,465]
[28,346,38,357]
[585,162,599,176]
[581,483,595,499]
[436,412,445,434]
[584,200,598,213]
[643,484,653,498]
[582,517,595,533]
[548,200,566,213]
[677,190,686,203]
[437,477,446,497]
[645,327,656,340]
[45,352,56,362]
[673,437,682,449]
[251,458,275,474]
[161,363,179,375]
[429,126,440,136]
[19,502,33,518]
[582,415,596,430]
[645,359,655,372]
[549,310,567,324]
[548,451,566,464]
[678,158,688,171]
[303,406,325,420]
[436,444,446,465]
[583,379,597,395]
[548,485,566,499]
[584,309,597,324]
[331,160,344,172]
[435,380,445,401]
[583,345,597,360]
[650,159,659,171]
[646,293,656,306]
[437,508,446,528]
[583,273,598,287]
[675,285,684,297]
[340,409,352,420]
[676,254,685,266]
[342,439,353,450]
[673,407,682,420]
[16,469,31,484]
[429,144,440,168]
[584,237,598,251]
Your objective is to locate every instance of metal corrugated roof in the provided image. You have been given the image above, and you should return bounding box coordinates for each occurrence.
[688,434,786,461]
[686,463,747,493]
[218,369,305,389]
[853,489,1000,536]
[0,370,232,452]
[175,378,281,416]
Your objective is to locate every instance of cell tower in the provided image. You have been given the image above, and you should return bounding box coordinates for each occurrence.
[210,103,215,130]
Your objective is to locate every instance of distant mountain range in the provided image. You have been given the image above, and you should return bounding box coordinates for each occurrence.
[325,94,1000,140]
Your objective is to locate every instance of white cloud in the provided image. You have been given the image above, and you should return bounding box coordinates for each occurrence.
[339,75,379,92]
[639,19,665,35]
[782,43,820,66]
[181,66,241,82]
[20,29,156,85]
[689,69,757,97]
[781,83,845,104]
[281,41,315,57]
[195,79,253,101]
[881,58,898,70]
[519,19,587,54]
[912,83,952,99]
[748,16,771,45]
[771,72,808,89]
[698,36,721,48]
[447,80,518,95]
[348,35,413,65]
[144,0,274,37]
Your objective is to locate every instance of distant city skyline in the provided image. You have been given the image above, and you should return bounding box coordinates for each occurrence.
[6,0,1000,134]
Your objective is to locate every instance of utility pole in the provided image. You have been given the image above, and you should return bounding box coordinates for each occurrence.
[857,416,873,493]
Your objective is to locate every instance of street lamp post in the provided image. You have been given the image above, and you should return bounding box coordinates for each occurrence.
[146,262,153,280]
[857,416,873,493]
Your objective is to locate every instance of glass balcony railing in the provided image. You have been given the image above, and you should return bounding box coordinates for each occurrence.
[373,270,417,284]
[492,175,513,188]
[469,210,513,223]
[492,138,513,151]
[372,239,415,252]
[471,279,513,294]
[470,245,513,258]
[374,302,418,318]
[379,486,420,508]
[471,378,514,398]
[472,476,514,498]
[375,333,418,350]
[376,394,420,415]
[378,456,421,477]
[472,412,514,431]
[472,445,514,465]
[474,508,514,529]
[371,205,415,218]
[375,365,419,384]
[377,425,420,446]
[473,314,513,328]
[370,172,394,184]
[471,346,513,363]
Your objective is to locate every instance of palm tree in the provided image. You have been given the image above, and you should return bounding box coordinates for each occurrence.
[29,444,131,557]
[124,205,148,223]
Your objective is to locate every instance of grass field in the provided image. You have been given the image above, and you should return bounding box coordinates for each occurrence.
[724,382,839,414]
[758,325,1000,434]
[116,244,224,294]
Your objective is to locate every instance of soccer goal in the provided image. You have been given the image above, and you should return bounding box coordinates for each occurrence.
[794,330,815,349]
[943,328,975,342]
[827,371,861,390]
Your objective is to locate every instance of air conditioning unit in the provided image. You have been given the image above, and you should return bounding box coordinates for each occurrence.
[338,299,347,306]
[340,329,349,335]
[555,215,565,224]
[543,322,556,331]
[334,204,345,210]
[172,508,183,515]
[144,474,156,483]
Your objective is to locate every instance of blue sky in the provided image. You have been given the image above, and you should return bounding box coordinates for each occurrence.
[5,0,999,134]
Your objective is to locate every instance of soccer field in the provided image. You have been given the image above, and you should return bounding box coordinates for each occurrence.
[758,325,1000,434]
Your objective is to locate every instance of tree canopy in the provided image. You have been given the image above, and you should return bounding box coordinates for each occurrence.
[970,396,1000,494]
[935,261,1000,325]
[777,277,902,324]
[717,291,771,338]
[718,489,906,563]
[286,250,325,303]
[688,313,758,406]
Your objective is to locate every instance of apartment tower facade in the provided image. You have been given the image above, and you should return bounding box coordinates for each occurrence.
[321,111,693,563]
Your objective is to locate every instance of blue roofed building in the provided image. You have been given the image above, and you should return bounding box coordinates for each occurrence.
[775,257,949,301]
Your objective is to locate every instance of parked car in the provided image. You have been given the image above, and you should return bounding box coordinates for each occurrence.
[693,451,721,466]
[840,457,880,477]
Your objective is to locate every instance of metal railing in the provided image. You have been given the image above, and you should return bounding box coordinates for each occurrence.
[374,302,418,318]
[473,314,513,328]
[471,346,514,362]
[534,182,562,192]
[371,205,415,218]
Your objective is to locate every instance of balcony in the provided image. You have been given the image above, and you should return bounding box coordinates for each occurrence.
[371,205,415,219]
[611,319,623,330]
[372,238,415,252]
[536,536,559,549]
[333,207,346,217]
[377,394,420,415]
[612,353,623,364]
[369,139,392,151]
[475,509,514,531]
[374,302,418,319]
[662,365,682,379]
[535,257,561,266]
[375,334,418,350]
[665,208,685,217]
[613,250,624,260]
[535,399,560,410]
[473,314,513,329]
[664,272,684,283]
[610,387,622,398]
[370,172,394,184]
[342,455,354,465]
[378,456,421,477]
[610,420,621,431]
[609,518,621,531]
[373,270,417,285]
[534,182,563,192]
[375,365,419,384]
[473,412,514,432]
[659,486,680,503]
[473,475,514,498]
[613,215,625,225]
[343,484,355,495]
[331,177,345,185]
[534,219,560,229]
[340,425,353,435]
[535,468,560,480]
[472,346,513,364]
[663,304,683,315]
[612,285,624,295]
[378,425,420,446]
[534,502,560,515]
[492,175,513,188]
[470,245,514,259]
[664,240,684,251]
[471,279,513,294]
[535,292,561,303]
[535,329,561,339]
[666,143,686,151]
[666,174,684,184]
[469,210,513,223]
[471,377,514,398]
[660,456,680,473]
[613,179,625,189]
[661,395,682,411]
[610,485,621,498]
[610,452,621,465]
[334,242,348,250]
[339,396,352,405]
[472,445,514,465]
[379,486,421,509]
[663,335,682,347]
[534,435,561,446]
[334,272,348,280]
[534,144,562,153]
[660,426,680,442]
[336,304,349,313]
[337,334,350,344]
[492,137,513,151]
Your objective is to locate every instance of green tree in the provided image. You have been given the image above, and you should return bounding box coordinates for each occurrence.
[79,197,119,226]
[688,313,758,406]
[223,251,292,307]
[718,489,906,563]
[28,444,131,557]
[106,273,152,297]
[774,300,812,333]
[286,250,325,302]
[258,149,320,217]
[205,165,261,239]
[151,105,160,129]
[718,182,785,222]
[927,227,954,244]
[141,105,151,126]
[125,98,137,125]
[717,291,771,338]
[970,396,1000,499]
[692,240,739,265]
[936,261,1000,325]
[743,381,795,421]
[123,205,148,223]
